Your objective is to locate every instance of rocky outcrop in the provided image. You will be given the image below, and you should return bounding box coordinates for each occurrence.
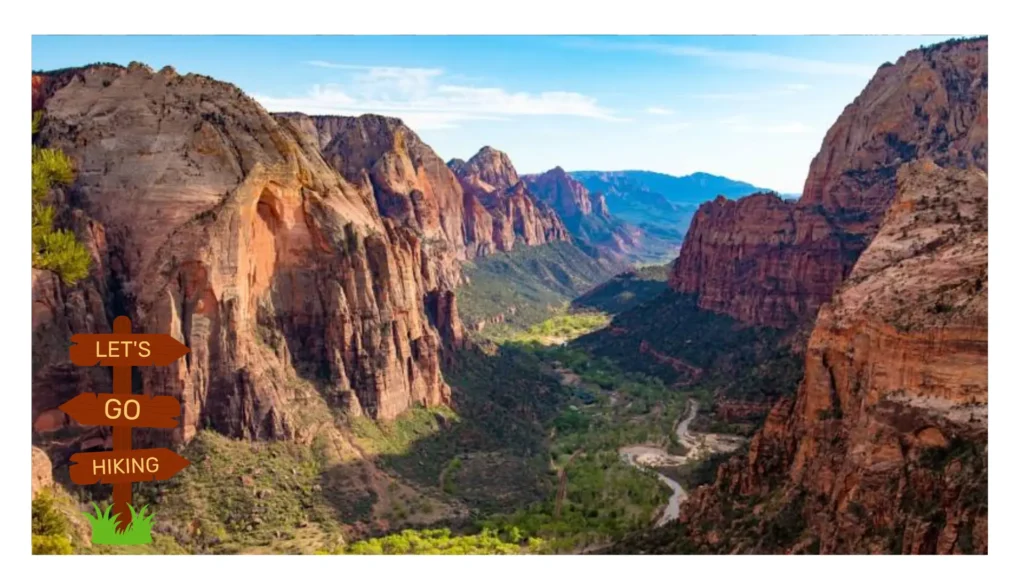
[523,167,670,262]
[592,192,610,219]
[282,113,468,286]
[678,159,988,554]
[449,146,520,193]
[522,166,593,219]
[669,38,988,328]
[32,447,54,498]
[449,146,569,256]
[32,63,458,459]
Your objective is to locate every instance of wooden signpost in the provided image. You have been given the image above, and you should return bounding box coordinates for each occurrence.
[59,316,192,532]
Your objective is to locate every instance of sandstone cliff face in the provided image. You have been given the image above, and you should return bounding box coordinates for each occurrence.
[679,160,988,554]
[283,113,468,287]
[449,146,520,193]
[669,38,988,328]
[522,166,593,219]
[449,146,569,256]
[32,63,457,459]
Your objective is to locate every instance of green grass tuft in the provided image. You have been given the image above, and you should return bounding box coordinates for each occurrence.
[83,502,155,545]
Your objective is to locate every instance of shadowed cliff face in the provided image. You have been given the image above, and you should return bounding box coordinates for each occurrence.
[450,146,570,256]
[31,64,459,460]
[677,158,987,554]
[669,38,988,328]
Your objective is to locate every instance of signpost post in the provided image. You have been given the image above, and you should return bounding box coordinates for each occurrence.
[60,316,192,534]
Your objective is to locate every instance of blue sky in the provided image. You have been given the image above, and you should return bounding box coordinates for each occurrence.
[32,35,955,193]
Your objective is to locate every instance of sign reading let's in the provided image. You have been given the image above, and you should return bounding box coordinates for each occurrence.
[59,316,192,545]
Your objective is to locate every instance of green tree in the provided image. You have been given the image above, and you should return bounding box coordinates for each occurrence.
[31,112,91,285]
[31,490,73,555]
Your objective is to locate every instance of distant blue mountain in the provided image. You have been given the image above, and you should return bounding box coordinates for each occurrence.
[570,170,774,236]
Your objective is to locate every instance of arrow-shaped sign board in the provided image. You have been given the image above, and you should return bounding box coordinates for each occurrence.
[59,316,192,533]
[69,448,191,485]
[69,333,190,367]
[59,393,182,429]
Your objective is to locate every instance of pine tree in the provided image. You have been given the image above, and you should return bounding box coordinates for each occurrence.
[31,112,91,285]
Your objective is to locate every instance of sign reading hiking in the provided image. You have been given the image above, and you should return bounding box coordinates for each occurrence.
[70,448,192,485]
[59,316,192,535]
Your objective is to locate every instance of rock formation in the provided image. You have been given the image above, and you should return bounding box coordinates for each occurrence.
[449,146,569,256]
[522,166,593,219]
[678,158,988,554]
[449,145,520,193]
[592,192,611,219]
[31,63,459,461]
[523,167,671,262]
[279,112,468,285]
[32,446,54,498]
[669,38,988,328]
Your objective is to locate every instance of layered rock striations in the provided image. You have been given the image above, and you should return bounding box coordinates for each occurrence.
[522,166,593,220]
[32,63,459,461]
[281,112,468,286]
[449,146,569,256]
[678,158,988,554]
[669,38,988,328]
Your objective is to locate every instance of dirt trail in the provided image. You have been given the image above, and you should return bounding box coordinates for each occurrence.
[618,399,744,527]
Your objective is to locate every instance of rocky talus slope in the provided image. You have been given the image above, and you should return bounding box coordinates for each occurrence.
[669,38,988,328]
[674,159,987,554]
[32,63,460,464]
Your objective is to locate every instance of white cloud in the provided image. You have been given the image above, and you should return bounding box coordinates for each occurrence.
[566,39,876,78]
[646,106,675,115]
[253,61,623,130]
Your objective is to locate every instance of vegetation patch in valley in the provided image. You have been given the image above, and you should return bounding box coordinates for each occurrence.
[456,241,622,338]
[499,311,611,345]
[571,264,671,315]
[577,291,803,407]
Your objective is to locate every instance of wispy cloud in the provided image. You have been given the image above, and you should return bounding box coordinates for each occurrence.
[645,106,675,115]
[254,61,624,130]
[566,39,876,78]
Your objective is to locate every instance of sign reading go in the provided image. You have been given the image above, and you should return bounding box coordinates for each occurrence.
[59,392,183,428]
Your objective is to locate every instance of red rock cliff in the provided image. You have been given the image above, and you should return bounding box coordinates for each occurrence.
[449,146,569,255]
[283,112,468,286]
[522,166,593,219]
[679,159,988,554]
[32,64,459,460]
[669,38,988,328]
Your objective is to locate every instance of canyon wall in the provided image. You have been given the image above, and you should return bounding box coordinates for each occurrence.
[31,63,461,463]
[669,38,988,328]
[678,158,988,554]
